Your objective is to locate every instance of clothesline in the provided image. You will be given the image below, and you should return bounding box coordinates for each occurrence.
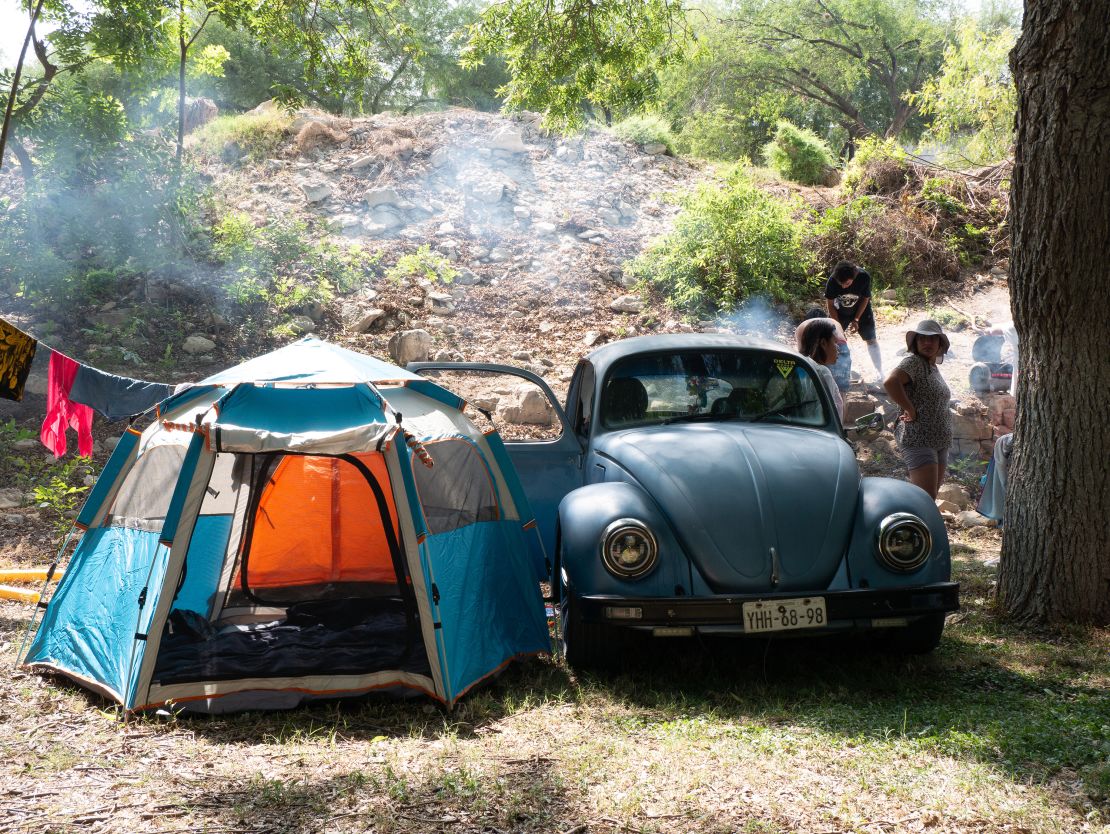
[1,315,173,458]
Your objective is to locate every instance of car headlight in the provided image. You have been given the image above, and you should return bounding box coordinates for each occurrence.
[600,519,658,579]
[876,512,932,572]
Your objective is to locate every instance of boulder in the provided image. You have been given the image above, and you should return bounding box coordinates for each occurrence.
[427,292,456,314]
[430,147,452,168]
[497,387,555,426]
[937,483,972,508]
[843,393,882,424]
[183,97,219,134]
[610,295,645,314]
[935,499,961,514]
[598,207,622,226]
[955,510,994,528]
[583,330,603,347]
[534,222,557,236]
[0,488,24,510]
[469,181,505,205]
[365,187,402,208]
[182,335,216,355]
[298,178,333,204]
[348,154,378,171]
[642,142,668,155]
[388,329,434,365]
[487,127,530,154]
[347,308,386,334]
[288,315,316,335]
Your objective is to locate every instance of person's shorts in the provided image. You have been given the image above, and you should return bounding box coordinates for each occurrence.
[854,317,877,341]
[901,445,950,470]
[836,313,876,342]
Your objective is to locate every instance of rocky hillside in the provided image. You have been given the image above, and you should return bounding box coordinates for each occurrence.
[187,105,709,389]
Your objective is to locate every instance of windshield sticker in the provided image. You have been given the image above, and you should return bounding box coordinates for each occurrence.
[774,359,795,378]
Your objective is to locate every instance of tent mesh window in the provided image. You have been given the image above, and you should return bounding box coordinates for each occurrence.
[107,444,188,531]
[413,439,499,534]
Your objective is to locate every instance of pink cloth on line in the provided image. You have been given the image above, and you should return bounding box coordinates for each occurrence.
[41,351,94,458]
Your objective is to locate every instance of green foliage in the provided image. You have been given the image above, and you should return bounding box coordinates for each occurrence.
[842,137,910,193]
[464,0,689,131]
[191,111,291,162]
[808,196,934,288]
[628,165,813,316]
[214,211,374,317]
[672,107,760,161]
[671,0,945,146]
[912,19,1018,165]
[762,121,836,185]
[32,458,91,541]
[610,114,675,152]
[387,245,458,285]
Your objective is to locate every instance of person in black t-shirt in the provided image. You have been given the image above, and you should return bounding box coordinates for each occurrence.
[825,260,884,381]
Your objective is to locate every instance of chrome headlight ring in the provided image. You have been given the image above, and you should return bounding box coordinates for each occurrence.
[876,512,932,572]
[600,519,659,579]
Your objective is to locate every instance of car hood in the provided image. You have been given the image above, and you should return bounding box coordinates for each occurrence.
[595,423,859,593]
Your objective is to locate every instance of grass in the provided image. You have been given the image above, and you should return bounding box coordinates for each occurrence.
[189,111,292,162]
[1,533,1107,833]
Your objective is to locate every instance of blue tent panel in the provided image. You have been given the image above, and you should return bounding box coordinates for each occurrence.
[215,384,389,436]
[481,431,549,577]
[25,526,169,703]
[172,515,234,616]
[424,521,549,703]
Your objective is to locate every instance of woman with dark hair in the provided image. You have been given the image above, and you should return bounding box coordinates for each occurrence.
[795,317,844,419]
[883,319,953,499]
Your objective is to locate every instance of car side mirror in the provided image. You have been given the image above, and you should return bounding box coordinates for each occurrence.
[849,411,885,437]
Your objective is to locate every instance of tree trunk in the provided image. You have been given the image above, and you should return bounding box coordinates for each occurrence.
[177,0,187,170]
[996,2,1110,625]
[0,0,46,172]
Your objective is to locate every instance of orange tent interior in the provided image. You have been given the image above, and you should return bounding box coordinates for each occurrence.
[238,453,401,590]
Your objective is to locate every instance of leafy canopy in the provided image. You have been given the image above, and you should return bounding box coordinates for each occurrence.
[911,18,1018,165]
[463,0,690,130]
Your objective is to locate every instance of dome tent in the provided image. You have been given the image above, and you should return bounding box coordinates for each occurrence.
[21,337,549,713]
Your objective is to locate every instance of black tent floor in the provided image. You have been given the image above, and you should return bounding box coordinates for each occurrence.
[153,600,431,685]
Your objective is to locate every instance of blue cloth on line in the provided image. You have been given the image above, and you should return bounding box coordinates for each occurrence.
[69,364,173,421]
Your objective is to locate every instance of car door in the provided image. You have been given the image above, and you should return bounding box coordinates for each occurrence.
[407,362,584,557]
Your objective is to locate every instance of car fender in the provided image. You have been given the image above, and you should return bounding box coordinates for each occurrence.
[845,477,951,588]
[557,482,688,598]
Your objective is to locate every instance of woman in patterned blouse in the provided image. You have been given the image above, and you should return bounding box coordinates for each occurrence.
[883,320,953,499]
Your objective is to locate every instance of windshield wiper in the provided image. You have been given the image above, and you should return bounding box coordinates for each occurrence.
[660,411,744,425]
[749,399,820,423]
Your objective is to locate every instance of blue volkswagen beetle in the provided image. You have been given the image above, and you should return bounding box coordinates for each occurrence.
[413,334,959,668]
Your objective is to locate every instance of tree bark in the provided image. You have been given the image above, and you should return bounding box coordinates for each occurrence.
[177,0,187,169]
[0,0,46,172]
[997,1,1110,625]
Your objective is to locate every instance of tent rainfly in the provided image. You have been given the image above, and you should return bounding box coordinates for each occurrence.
[21,338,550,713]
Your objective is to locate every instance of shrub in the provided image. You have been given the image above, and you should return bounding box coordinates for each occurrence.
[762,121,836,186]
[387,245,458,285]
[673,108,754,160]
[627,165,814,316]
[843,137,911,194]
[806,195,960,289]
[214,212,374,316]
[190,111,291,162]
[611,114,676,152]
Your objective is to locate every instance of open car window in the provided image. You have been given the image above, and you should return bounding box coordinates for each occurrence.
[600,350,829,429]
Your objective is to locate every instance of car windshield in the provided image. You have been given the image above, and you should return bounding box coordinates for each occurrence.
[599,350,830,430]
